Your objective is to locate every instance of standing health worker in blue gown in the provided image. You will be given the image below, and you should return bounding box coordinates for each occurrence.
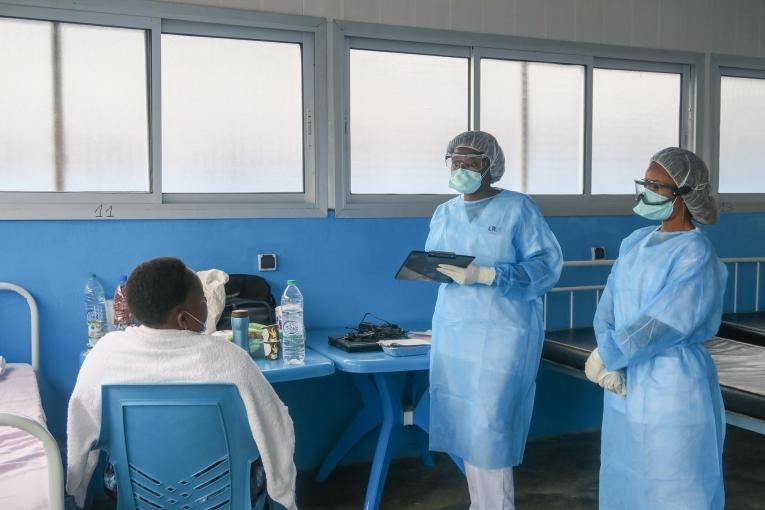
[425,131,563,510]
[585,148,728,510]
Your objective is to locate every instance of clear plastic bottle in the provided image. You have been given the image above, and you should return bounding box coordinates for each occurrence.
[280,280,305,365]
[113,275,133,330]
[84,273,108,347]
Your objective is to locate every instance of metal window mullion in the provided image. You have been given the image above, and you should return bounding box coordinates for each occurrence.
[348,36,470,59]
[543,294,548,330]
[312,23,329,212]
[149,18,162,203]
[583,61,594,196]
[719,66,765,80]
[593,58,687,74]
[341,34,353,206]
[476,47,591,66]
[710,56,723,195]
[51,21,64,193]
[471,48,481,131]
[302,31,317,203]
[679,64,691,149]
[0,192,159,213]
[161,19,309,44]
[0,4,155,29]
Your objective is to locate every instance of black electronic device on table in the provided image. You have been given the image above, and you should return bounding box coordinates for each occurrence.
[328,314,408,353]
[395,250,475,284]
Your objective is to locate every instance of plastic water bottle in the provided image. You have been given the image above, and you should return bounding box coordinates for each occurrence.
[280,280,305,365]
[113,275,133,330]
[84,274,108,347]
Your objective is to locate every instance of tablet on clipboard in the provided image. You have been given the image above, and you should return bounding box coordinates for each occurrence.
[395,250,475,284]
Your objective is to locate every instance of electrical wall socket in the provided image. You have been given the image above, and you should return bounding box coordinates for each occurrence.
[591,247,607,260]
[258,253,277,272]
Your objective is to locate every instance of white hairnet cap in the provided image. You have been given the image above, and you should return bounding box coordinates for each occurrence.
[446,131,505,183]
[650,147,718,225]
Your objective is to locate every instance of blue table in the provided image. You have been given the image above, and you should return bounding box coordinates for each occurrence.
[308,327,435,510]
[253,348,334,384]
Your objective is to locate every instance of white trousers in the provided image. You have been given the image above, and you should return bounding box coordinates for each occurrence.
[465,462,515,510]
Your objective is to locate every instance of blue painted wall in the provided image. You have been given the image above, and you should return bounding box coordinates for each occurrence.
[1,211,763,470]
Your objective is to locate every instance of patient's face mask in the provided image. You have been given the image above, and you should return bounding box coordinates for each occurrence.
[633,189,676,221]
[183,311,206,333]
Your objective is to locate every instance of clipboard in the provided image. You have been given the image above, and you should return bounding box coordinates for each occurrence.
[395,250,475,284]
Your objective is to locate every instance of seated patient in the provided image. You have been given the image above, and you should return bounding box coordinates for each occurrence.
[66,257,297,509]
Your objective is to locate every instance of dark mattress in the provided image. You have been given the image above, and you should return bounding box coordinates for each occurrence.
[544,328,765,421]
[718,312,765,347]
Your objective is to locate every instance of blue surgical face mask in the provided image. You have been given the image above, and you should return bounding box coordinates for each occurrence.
[449,169,487,194]
[633,189,676,221]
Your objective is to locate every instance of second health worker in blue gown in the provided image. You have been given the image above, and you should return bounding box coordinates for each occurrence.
[425,131,563,510]
[585,147,728,510]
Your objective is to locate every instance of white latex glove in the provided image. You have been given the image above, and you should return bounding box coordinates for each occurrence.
[599,371,627,397]
[585,348,606,382]
[585,348,627,397]
[436,263,496,286]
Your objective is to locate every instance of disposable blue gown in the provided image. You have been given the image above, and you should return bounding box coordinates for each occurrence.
[594,226,728,510]
[425,190,563,468]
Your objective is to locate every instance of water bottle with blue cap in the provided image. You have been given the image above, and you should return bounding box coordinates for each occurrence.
[280,280,305,364]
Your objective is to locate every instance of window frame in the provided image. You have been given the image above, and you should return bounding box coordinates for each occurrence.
[335,36,471,215]
[588,58,692,196]
[333,20,703,218]
[0,1,328,219]
[710,54,765,213]
[473,48,592,197]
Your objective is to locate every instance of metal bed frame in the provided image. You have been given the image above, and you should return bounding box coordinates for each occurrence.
[542,258,765,435]
[0,282,64,510]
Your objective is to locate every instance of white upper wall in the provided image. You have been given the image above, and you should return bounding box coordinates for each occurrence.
[157,0,765,57]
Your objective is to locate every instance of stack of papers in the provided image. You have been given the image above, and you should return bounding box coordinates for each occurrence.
[378,338,431,347]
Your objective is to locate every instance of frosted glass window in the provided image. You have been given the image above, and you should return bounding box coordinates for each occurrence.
[162,34,304,193]
[350,49,469,194]
[480,59,585,194]
[592,69,681,194]
[0,18,149,192]
[719,76,765,193]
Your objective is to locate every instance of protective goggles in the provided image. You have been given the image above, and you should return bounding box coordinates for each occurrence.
[445,152,489,171]
[634,179,691,205]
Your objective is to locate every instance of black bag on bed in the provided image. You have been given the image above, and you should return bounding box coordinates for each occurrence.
[216,274,277,329]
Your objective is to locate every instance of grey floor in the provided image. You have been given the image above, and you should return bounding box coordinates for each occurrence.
[296,426,765,510]
[90,426,765,509]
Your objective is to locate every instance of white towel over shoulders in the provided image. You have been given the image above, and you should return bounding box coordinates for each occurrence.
[66,326,297,510]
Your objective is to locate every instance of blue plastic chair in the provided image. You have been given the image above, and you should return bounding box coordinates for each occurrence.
[99,384,267,510]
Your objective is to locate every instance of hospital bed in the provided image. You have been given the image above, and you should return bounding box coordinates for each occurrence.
[718,258,765,346]
[541,259,765,436]
[0,283,64,510]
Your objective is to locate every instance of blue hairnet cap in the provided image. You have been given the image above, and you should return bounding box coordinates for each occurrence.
[446,131,505,184]
[650,147,718,225]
